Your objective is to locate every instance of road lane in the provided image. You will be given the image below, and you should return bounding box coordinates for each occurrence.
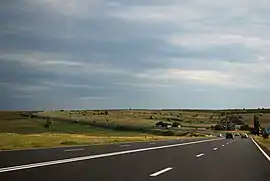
[0,137,269,181]
[165,137,270,181]
[0,138,228,181]
[0,137,215,168]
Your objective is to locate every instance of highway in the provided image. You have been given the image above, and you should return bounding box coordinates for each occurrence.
[0,137,269,181]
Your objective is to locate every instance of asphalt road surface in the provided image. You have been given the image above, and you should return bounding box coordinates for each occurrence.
[0,137,269,181]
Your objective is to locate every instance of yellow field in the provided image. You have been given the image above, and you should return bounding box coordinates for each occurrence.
[0,133,181,150]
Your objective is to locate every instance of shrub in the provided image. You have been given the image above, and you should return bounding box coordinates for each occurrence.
[240,124,250,130]
[262,133,269,139]
[44,118,53,129]
[214,124,225,130]
[262,128,269,138]
[72,120,79,123]
[155,121,166,127]
[162,130,175,136]
[172,122,180,127]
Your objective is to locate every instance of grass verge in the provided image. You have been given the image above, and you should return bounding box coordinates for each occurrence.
[0,133,184,150]
[253,136,270,151]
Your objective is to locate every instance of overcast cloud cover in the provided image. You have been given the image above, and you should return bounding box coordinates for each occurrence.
[1,0,270,110]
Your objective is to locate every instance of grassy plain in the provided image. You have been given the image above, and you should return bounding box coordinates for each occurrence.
[1,109,270,150]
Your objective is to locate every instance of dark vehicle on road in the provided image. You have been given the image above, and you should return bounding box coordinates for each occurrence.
[226,132,234,139]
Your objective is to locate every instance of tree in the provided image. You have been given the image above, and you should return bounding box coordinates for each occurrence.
[104,110,109,115]
[172,122,180,127]
[155,121,166,127]
[45,117,53,129]
[253,115,260,135]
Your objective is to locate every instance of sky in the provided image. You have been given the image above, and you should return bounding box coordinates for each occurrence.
[1,0,270,110]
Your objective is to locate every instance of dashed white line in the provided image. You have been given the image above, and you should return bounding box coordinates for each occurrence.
[0,138,223,173]
[119,144,130,147]
[196,153,205,158]
[213,148,218,151]
[64,148,84,152]
[222,145,224,147]
[226,142,229,145]
[150,167,173,177]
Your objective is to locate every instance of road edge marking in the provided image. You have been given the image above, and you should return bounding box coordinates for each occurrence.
[150,167,173,177]
[251,137,270,162]
[0,138,223,173]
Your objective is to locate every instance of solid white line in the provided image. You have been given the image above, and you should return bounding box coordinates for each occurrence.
[213,148,218,151]
[150,167,173,177]
[251,137,270,162]
[196,153,204,158]
[119,144,130,147]
[0,138,223,173]
[64,148,84,152]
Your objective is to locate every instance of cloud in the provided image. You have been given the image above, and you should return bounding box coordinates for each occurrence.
[1,0,270,109]
[168,33,270,50]
[79,96,108,100]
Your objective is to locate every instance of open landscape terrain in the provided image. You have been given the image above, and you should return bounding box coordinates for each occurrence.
[1,109,270,181]
[1,109,270,150]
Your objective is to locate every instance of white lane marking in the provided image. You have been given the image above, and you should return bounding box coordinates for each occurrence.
[196,153,204,158]
[149,143,156,145]
[213,148,218,151]
[64,148,84,152]
[119,144,130,147]
[222,145,224,147]
[0,138,223,173]
[251,137,270,162]
[150,167,173,177]
[226,143,229,145]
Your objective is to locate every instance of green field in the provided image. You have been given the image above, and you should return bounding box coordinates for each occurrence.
[1,109,270,150]
[37,109,270,129]
[0,111,197,150]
